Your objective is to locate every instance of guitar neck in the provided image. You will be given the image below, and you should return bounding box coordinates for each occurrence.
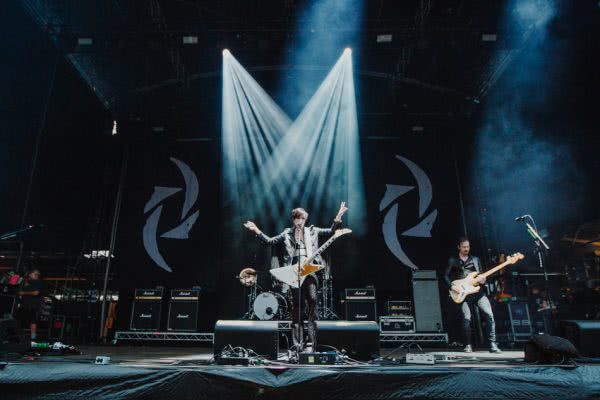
[303,235,338,265]
[480,261,511,279]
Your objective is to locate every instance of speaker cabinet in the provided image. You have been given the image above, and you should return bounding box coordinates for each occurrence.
[130,288,163,331]
[560,320,600,357]
[345,300,377,321]
[316,321,380,361]
[412,270,444,332]
[213,320,279,360]
[167,289,200,331]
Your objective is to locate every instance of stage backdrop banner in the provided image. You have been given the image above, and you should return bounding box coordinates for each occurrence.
[112,133,464,325]
[113,138,220,302]
[330,134,464,293]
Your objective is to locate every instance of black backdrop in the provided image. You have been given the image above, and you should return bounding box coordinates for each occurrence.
[113,132,465,333]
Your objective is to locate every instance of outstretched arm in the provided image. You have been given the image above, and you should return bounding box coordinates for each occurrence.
[315,201,348,236]
[243,221,286,245]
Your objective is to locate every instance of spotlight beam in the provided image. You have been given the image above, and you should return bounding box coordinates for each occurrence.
[222,50,366,234]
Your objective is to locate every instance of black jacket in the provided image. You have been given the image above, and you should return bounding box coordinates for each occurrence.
[444,255,483,288]
[257,220,342,275]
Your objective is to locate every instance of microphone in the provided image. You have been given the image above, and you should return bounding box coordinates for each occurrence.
[514,215,528,222]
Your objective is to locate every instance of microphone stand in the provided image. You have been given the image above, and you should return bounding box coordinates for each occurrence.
[517,215,554,333]
[294,225,303,360]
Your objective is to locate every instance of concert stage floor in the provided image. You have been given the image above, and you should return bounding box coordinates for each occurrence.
[2,346,600,399]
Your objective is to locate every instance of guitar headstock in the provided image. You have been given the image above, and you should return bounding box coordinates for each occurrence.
[507,252,525,264]
[333,228,352,238]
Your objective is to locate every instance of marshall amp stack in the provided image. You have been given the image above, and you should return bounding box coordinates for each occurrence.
[130,288,164,331]
[167,288,200,331]
[345,288,377,321]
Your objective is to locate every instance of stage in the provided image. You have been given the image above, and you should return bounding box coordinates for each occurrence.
[2,346,600,399]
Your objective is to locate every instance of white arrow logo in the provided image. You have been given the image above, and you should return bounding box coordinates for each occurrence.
[142,158,199,272]
[380,155,438,271]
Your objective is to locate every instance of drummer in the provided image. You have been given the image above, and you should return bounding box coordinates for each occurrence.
[239,267,257,287]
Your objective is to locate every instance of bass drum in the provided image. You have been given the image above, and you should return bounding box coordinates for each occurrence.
[253,292,288,320]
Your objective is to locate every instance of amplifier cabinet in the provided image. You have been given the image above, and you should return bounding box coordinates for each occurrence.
[412,271,444,332]
[385,301,412,316]
[167,289,200,332]
[345,300,377,321]
[130,288,164,331]
[380,316,416,333]
[345,288,376,300]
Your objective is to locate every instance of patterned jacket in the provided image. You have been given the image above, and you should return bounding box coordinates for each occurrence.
[257,220,342,277]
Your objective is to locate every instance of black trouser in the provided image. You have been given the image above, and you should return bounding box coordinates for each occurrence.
[460,293,496,345]
[290,274,318,349]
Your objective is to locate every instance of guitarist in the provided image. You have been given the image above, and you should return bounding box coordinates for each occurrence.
[244,202,348,352]
[444,237,501,353]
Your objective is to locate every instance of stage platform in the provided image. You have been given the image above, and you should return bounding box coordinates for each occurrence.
[2,345,600,399]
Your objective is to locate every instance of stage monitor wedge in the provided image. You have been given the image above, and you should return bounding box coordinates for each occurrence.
[560,320,600,357]
[316,320,380,361]
[213,320,279,360]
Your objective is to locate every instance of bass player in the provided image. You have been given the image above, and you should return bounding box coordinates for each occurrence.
[444,237,501,353]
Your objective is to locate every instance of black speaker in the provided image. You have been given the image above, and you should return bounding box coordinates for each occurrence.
[559,320,600,357]
[316,321,380,361]
[412,270,444,332]
[213,320,279,360]
[0,319,30,355]
[130,288,163,331]
[345,300,377,321]
[524,334,580,364]
[167,289,200,331]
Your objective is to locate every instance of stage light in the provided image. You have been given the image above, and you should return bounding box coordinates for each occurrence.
[222,49,366,234]
[221,50,292,223]
[77,37,93,46]
[481,33,497,42]
[376,34,392,43]
[111,120,117,135]
[182,36,198,45]
[344,47,352,54]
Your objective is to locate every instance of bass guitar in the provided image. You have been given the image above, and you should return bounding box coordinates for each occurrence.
[449,252,524,304]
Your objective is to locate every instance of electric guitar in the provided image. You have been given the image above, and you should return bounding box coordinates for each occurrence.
[449,252,524,304]
[270,228,352,288]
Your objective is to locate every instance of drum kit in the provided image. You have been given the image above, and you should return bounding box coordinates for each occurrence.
[237,266,338,320]
[238,267,289,320]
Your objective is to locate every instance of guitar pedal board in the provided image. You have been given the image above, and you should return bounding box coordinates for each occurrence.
[299,351,338,365]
